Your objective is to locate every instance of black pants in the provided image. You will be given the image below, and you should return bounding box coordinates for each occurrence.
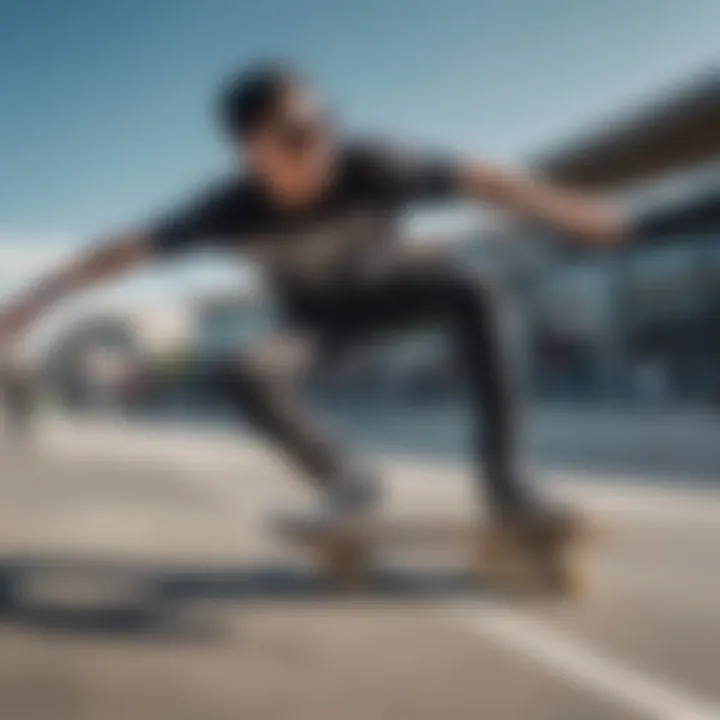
[217,260,530,514]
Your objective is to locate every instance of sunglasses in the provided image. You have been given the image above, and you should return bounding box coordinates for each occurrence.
[267,111,333,155]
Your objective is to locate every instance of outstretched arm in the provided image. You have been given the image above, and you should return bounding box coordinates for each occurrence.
[367,143,625,244]
[455,161,625,243]
[0,178,238,346]
[0,233,152,345]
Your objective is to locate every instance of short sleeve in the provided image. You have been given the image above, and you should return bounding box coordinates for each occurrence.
[352,142,462,204]
[147,182,244,257]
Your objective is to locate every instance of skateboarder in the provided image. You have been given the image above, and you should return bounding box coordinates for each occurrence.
[0,63,624,532]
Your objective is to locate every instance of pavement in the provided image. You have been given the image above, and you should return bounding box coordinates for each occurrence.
[0,415,718,720]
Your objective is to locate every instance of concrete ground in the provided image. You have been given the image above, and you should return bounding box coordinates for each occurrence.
[0,416,718,720]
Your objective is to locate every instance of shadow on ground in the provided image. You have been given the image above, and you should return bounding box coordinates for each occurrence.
[0,556,485,642]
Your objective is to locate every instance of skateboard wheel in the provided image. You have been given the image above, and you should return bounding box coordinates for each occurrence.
[319,540,368,590]
[477,525,593,599]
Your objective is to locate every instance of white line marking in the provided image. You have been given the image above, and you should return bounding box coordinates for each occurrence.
[453,604,718,720]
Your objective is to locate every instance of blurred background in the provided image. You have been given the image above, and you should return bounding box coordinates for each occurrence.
[1,2,719,719]
[3,2,720,415]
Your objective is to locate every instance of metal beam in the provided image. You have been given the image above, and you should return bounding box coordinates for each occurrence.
[536,71,720,190]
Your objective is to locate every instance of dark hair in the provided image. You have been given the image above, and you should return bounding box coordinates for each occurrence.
[218,62,302,138]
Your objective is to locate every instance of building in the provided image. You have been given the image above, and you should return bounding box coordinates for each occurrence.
[193,288,274,362]
[189,71,720,405]
[43,315,143,408]
[523,70,720,402]
[42,304,194,410]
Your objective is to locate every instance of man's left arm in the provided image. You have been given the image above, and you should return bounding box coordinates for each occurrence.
[368,142,626,244]
[454,160,626,244]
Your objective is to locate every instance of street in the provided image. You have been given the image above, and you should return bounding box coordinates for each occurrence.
[0,415,718,720]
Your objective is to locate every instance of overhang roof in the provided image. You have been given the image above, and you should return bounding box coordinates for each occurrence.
[536,71,720,190]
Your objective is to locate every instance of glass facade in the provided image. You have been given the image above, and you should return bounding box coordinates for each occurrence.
[528,233,720,403]
[190,231,720,405]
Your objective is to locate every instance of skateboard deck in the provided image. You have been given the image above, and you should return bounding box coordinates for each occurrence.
[271,512,596,598]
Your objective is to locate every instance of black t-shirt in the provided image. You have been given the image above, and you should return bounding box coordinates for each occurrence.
[148,142,461,293]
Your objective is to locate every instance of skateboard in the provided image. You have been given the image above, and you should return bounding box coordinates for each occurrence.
[271,511,598,598]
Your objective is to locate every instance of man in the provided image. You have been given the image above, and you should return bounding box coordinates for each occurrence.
[0,64,624,530]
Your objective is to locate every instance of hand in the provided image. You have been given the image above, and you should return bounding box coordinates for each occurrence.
[564,202,628,246]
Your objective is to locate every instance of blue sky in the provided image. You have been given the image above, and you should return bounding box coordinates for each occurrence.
[1,0,719,327]
[2,0,719,236]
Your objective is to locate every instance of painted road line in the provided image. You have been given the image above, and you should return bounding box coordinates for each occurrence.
[453,603,718,720]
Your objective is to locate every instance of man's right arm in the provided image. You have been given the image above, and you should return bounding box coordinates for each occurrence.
[0,233,152,344]
[0,180,240,346]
